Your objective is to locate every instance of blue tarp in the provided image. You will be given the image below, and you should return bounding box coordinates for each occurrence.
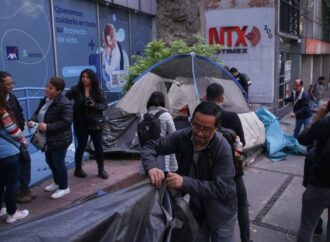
[256,107,306,161]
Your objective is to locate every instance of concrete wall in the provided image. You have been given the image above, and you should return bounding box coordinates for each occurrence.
[312,55,322,82]
[321,55,330,80]
[301,55,313,85]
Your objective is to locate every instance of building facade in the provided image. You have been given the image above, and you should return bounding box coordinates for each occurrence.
[204,0,330,115]
[0,0,156,103]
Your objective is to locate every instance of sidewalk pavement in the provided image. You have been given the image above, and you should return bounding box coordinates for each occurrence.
[0,112,327,241]
[0,157,145,229]
[237,113,327,242]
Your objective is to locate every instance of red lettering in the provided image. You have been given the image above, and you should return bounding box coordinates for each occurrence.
[235,26,248,47]
[208,25,249,47]
[209,28,220,45]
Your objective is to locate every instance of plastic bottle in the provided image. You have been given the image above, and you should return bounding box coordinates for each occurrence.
[233,136,243,155]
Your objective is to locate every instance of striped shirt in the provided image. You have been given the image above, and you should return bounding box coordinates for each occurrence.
[1,110,26,144]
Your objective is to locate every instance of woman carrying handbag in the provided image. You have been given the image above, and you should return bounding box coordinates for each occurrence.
[66,69,109,179]
[28,77,73,199]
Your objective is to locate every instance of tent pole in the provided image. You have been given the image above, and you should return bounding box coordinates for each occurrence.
[191,52,200,101]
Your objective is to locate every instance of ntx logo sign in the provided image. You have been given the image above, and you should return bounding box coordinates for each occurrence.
[209,26,261,54]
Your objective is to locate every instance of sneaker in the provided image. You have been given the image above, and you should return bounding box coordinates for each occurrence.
[0,208,6,217]
[6,209,29,223]
[51,188,70,199]
[98,169,109,179]
[74,168,87,178]
[44,183,59,192]
[17,192,32,203]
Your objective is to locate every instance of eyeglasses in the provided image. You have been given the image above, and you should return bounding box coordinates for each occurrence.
[191,122,215,135]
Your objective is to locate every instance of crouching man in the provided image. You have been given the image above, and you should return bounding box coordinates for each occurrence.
[141,102,237,242]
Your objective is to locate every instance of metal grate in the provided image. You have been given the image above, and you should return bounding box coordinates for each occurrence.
[280,0,300,37]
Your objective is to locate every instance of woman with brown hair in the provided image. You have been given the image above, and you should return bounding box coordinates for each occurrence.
[28,77,73,199]
[0,82,29,223]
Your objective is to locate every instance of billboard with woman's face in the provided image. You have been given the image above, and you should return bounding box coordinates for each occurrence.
[98,8,130,97]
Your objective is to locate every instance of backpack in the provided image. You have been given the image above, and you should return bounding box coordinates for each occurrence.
[138,110,167,147]
[216,127,244,175]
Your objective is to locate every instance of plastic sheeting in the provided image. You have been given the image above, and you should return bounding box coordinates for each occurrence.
[100,107,141,154]
[0,180,174,242]
[256,107,306,161]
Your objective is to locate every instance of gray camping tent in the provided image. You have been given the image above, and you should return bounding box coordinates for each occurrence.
[100,53,265,154]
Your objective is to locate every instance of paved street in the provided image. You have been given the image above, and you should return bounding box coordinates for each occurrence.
[1,112,328,242]
[234,114,327,242]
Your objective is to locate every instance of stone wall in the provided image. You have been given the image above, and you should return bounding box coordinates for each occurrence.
[156,0,275,45]
[156,0,204,45]
[204,0,275,10]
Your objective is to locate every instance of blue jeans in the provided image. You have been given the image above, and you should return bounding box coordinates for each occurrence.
[0,154,20,215]
[45,149,68,189]
[294,117,312,139]
[298,185,330,242]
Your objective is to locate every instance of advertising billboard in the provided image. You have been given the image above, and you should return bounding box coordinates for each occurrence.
[53,0,98,87]
[0,0,55,93]
[99,7,130,100]
[206,7,275,103]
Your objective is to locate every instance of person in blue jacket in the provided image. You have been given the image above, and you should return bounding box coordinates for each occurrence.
[0,83,29,223]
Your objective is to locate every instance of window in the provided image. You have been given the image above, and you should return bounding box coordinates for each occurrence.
[322,0,330,41]
[280,0,300,37]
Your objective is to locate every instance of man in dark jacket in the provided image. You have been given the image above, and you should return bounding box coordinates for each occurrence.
[230,67,251,97]
[297,101,330,242]
[284,79,312,138]
[206,83,250,242]
[142,102,237,242]
[0,71,35,203]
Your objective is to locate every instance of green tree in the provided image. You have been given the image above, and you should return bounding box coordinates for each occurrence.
[124,37,222,91]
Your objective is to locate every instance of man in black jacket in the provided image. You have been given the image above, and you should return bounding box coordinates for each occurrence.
[142,102,237,242]
[284,79,313,138]
[0,71,35,203]
[230,67,250,97]
[206,83,251,242]
[297,101,330,242]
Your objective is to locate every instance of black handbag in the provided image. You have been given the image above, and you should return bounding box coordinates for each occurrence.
[19,145,31,163]
[0,131,30,162]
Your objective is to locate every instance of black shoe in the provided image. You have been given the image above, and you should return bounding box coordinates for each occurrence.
[27,190,37,200]
[74,168,87,178]
[98,169,109,179]
[314,218,323,235]
[17,191,32,203]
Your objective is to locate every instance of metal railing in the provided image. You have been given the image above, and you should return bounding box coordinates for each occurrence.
[13,87,119,138]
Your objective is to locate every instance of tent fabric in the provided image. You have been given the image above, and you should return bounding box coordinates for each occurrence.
[101,108,141,154]
[100,53,265,154]
[0,180,174,242]
[255,107,306,161]
[238,112,266,150]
